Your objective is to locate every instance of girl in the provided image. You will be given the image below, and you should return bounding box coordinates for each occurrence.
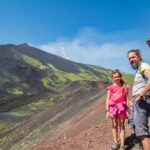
[106,69,129,150]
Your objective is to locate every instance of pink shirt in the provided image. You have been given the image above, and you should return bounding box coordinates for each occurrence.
[106,84,127,118]
[106,84,127,103]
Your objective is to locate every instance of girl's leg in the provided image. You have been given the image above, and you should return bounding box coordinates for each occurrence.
[119,118,125,146]
[111,118,119,144]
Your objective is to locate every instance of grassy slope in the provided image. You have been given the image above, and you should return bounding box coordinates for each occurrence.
[4,52,134,95]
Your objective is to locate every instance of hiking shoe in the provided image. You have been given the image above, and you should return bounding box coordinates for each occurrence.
[132,137,140,145]
[134,142,143,150]
[110,143,120,150]
[118,145,126,150]
[132,137,143,149]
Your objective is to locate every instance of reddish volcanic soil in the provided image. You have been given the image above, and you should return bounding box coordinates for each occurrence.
[31,95,148,150]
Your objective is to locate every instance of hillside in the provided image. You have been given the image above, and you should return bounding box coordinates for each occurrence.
[0,44,134,150]
[0,43,133,97]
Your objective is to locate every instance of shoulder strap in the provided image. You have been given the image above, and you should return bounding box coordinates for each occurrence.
[140,71,148,83]
[139,63,150,83]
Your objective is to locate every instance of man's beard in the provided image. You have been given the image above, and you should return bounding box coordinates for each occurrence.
[130,60,140,70]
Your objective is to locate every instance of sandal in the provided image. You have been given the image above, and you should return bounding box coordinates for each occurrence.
[110,143,120,150]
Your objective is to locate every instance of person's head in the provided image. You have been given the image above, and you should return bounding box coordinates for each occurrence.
[111,69,124,85]
[127,49,142,70]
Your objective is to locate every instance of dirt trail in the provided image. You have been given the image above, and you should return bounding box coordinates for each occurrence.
[31,95,148,150]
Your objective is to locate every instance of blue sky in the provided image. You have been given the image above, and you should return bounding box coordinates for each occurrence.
[0,0,150,73]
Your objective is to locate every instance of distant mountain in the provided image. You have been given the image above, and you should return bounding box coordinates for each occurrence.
[0,43,107,94]
[0,43,113,110]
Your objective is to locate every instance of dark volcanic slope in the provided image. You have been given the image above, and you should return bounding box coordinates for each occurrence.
[6,43,79,73]
[1,43,99,74]
[0,43,114,111]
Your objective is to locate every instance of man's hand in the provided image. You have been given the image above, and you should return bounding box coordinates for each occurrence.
[134,94,143,102]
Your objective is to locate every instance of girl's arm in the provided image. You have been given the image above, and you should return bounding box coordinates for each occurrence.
[106,90,110,111]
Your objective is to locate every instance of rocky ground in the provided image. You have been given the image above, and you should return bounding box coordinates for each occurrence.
[31,95,148,150]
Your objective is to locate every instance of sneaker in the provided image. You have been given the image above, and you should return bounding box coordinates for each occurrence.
[110,143,120,150]
[118,145,126,150]
[134,142,143,150]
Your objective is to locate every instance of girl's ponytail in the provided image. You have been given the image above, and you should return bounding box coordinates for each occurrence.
[120,79,125,85]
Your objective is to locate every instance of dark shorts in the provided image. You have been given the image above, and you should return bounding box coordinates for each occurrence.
[128,98,150,137]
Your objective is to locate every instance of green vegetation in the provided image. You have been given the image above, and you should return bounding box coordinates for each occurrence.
[78,71,99,80]
[87,64,110,72]
[21,54,48,70]
[41,63,103,91]
[7,87,23,95]
[28,99,54,112]
[77,67,86,72]
[41,77,52,89]
[7,83,30,95]
[10,98,54,117]
[43,63,134,92]
[12,75,20,82]
[21,83,29,89]
[0,120,15,132]
[86,64,112,81]
[48,63,57,70]
[87,64,134,85]
[122,73,134,85]
[48,64,101,82]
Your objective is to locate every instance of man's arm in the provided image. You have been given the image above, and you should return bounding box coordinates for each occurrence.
[135,69,150,102]
[139,69,150,97]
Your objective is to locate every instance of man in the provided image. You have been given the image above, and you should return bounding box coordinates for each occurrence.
[128,49,150,150]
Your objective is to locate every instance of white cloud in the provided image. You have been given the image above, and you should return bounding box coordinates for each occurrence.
[37,27,150,72]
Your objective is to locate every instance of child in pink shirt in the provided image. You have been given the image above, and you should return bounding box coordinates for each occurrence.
[106,69,129,150]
